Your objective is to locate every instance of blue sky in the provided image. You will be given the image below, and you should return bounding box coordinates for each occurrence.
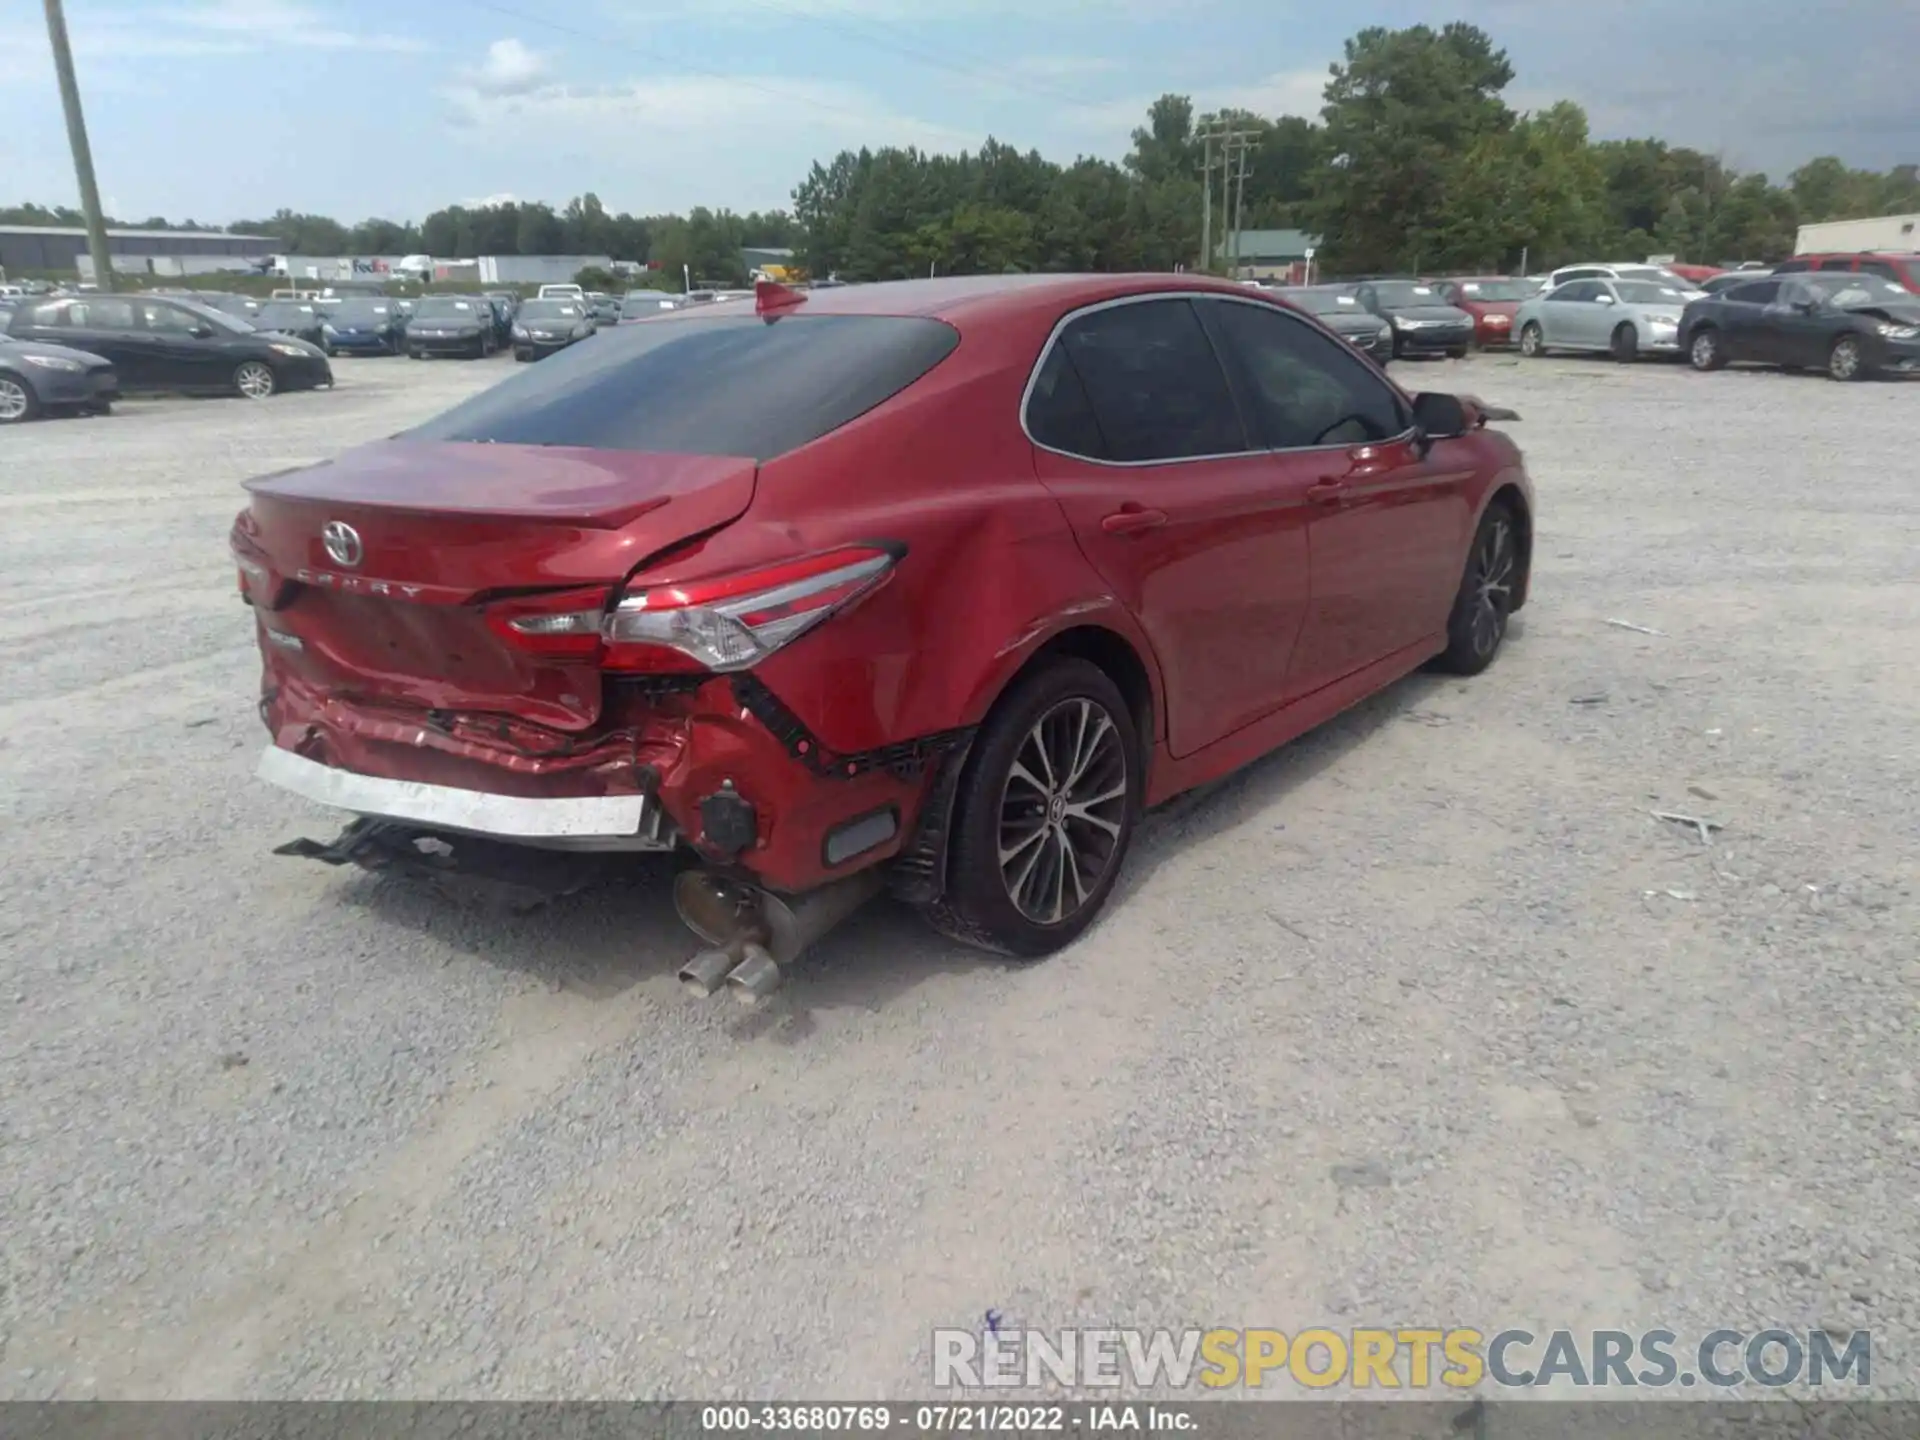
[1,0,1914,227]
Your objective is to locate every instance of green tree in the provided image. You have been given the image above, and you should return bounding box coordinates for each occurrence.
[1306,23,1516,273]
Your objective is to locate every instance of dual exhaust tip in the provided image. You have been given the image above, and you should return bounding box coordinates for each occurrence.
[672,865,885,1005]
[678,938,782,1005]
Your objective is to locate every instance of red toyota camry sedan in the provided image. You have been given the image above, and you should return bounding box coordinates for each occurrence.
[234,274,1533,999]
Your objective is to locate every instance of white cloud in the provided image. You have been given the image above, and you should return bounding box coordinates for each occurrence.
[468,38,551,97]
[1211,68,1330,121]
[462,192,521,208]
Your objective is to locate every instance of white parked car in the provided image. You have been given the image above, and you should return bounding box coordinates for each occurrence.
[1515,276,1694,362]
[1547,262,1705,300]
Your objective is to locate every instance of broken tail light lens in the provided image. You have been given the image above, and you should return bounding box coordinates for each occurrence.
[603,546,898,674]
[230,530,277,605]
[485,586,613,658]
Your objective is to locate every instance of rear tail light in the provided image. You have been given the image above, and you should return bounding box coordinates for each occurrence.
[604,546,897,673]
[485,586,612,658]
[230,528,276,605]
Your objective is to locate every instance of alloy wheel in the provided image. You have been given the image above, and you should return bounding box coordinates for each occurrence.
[1691,332,1717,369]
[1468,515,1515,659]
[1520,324,1542,357]
[0,378,28,422]
[1830,338,1861,381]
[236,362,275,399]
[996,697,1128,925]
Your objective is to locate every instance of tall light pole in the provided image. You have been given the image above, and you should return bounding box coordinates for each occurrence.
[43,0,116,292]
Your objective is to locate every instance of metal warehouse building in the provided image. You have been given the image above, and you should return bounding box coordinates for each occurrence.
[0,224,279,278]
[1794,212,1919,255]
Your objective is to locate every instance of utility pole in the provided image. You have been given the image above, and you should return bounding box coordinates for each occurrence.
[1198,121,1215,278]
[43,0,116,293]
[1197,114,1257,277]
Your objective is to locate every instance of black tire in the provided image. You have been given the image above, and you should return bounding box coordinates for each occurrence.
[1446,346,1468,359]
[1390,331,1404,361]
[920,658,1141,959]
[86,399,112,417]
[1827,334,1866,382]
[409,349,424,360]
[0,373,41,425]
[1610,323,1639,362]
[1688,326,1726,371]
[1518,322,1545,358]
[1431,501,1520,676]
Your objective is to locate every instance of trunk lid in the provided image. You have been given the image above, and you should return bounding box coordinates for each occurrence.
[243,440,756,729]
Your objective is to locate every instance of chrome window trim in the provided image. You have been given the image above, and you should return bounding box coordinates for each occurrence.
[1018,289,1415,470]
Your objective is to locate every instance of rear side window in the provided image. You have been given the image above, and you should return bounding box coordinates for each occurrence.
[1025,344,1108,459]
[1041,299,1246,463]
[407,314,959,462]
[1773,259,1811,273]
[1860,260,1901,283]
[1816,258,1856,272]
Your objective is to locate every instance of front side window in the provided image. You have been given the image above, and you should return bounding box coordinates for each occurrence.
[141,301,200,333]
[1726,281,1782,305]
[1203,298,1407,450]
[1041,298,1247,463]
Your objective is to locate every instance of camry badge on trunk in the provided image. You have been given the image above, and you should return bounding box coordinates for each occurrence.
[322,521,363,568]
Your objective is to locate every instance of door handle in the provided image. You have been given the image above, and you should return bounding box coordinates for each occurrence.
[1306,479,1348,504]
[1101,506,1167,534]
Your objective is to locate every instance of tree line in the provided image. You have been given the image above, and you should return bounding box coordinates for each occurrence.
[6,22,1915,284]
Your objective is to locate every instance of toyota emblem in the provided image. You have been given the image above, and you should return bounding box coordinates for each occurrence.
[321,520,363,568]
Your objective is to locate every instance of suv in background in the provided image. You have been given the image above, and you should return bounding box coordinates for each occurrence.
[1772,253,1919,296]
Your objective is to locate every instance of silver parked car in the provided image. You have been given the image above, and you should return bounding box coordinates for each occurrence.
[1514,277,1694,362]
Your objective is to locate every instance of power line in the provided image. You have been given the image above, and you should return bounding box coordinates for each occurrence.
[732,0,1111,112]
[1195,113,1256,274]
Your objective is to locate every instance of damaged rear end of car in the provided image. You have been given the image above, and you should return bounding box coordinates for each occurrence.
[238,296,974,998]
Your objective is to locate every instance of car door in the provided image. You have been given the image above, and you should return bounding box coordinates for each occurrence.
[1766,279,1845,367]
[1200,295,1474,696]
[55,297,152,384]
[1719,280,1782,361]
[1540,281,1596,345]
[138,300,227,389]
[1025,294,1310,759]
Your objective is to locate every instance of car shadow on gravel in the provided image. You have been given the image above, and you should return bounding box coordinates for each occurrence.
[315,649,1496,1029]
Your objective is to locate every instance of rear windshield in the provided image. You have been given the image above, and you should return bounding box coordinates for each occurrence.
[406,313,961,462]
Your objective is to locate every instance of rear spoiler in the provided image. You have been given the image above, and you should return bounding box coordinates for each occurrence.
[1459,394,1520,426]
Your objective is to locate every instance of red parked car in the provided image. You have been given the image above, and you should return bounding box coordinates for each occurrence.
[1429,277,1536,347]
[1772,252,1920,296]
[235,275,1534,1000]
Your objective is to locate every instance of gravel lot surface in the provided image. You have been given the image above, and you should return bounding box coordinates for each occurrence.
[1,350,1916,1402]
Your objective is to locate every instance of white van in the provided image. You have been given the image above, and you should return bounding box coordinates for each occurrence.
[537,283,585,301]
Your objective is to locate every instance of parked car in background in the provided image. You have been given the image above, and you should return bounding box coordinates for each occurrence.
[0,332,118,423]
[321,297,408,355]
[235,274,1533,990]
[6,294,330,399]
[1429,277,1534,347]
[619,291,680,323]
[1681,272,1920,380]
[405,296,500,359]
[511,299,596,360]
[1352,280,1475,358]
[1664,263,1724,284]
[251,300,329,350]
[537,283,585,302]
[190,291,261,321]
[1547,262,1705,300]
[586,292,622,326]
[1700,270,1769,296]
[1279,285,1393,363]
[1515,276,1691,361]
[1772,252,1920,296]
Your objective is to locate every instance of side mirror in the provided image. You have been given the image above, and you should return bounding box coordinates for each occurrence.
[1411,392,1469,444]
[190,324,214,339]
[1595,294,1615,306]
[1794,298,1819,314]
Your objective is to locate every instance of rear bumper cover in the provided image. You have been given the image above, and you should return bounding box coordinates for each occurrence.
[258,744,669,844]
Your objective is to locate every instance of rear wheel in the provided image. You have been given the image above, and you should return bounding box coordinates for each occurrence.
[234,361,276,400]
[1519,322,1545,358]
[1828,334,1866,381]
[1432,502,1520,676]
[1689,327,1726,371]
[0,375,40,424]
[921,659,1139,958]
[1610,323,1639,362]
[1446,346,1468,359]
